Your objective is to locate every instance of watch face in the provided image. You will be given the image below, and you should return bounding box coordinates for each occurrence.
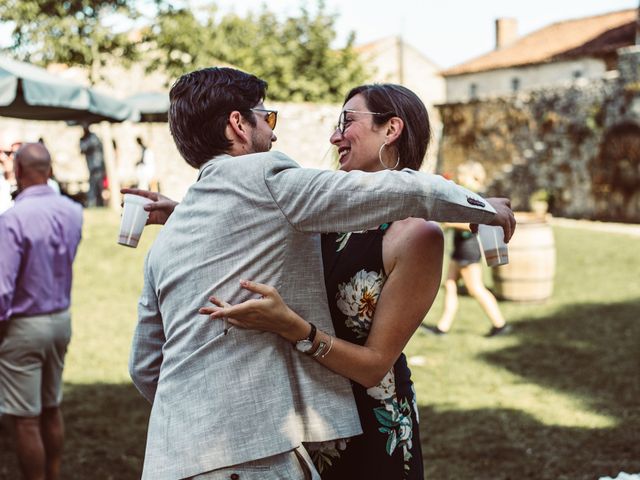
[296,339,313,353]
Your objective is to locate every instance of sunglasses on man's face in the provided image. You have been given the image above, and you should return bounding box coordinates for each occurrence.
[251,108,278,130]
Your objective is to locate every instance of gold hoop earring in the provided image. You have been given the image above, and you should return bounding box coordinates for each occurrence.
[378,143,400,170]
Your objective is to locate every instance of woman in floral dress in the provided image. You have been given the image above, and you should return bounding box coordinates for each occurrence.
[202,84,444,479]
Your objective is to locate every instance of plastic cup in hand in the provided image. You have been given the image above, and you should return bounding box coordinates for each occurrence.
[477,225,509,267]
[118,194,152,248]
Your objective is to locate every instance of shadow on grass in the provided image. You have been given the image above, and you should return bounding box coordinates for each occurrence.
[420,298,640,480]
[420,405,638,480]
[1,301,637,479]
[0,383,150,480]
[483,299,640,420]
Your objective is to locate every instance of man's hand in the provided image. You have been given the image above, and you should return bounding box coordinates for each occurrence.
[471,197,516,243]
[120,188,179,225]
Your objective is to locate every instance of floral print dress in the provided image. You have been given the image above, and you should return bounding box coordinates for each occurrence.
[311,224,423,479]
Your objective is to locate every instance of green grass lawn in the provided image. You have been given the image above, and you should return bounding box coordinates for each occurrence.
[1,210,638,479]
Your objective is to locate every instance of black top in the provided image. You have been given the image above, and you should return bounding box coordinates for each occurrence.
[451,229,481,266]
[309,224,424,479]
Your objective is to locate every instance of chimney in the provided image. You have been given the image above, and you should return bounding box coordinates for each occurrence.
[495,18,518,50]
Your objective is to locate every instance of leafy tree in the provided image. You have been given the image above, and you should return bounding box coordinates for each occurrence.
[261,4,366,102]
[0,0,140,84]
[143,3,218,82]
[0,0,369,101]
[148,1,368,102]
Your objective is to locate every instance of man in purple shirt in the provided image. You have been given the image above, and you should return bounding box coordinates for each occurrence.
[0,142,82,480]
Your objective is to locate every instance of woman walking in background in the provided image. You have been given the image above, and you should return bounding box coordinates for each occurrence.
[424,161,510,337]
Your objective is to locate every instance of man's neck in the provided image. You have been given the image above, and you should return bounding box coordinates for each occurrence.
[227,145,251,157]
[17,179,47,190]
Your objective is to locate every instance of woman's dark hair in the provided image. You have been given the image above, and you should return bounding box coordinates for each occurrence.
[169,67,267,168]
[343,84,431,170]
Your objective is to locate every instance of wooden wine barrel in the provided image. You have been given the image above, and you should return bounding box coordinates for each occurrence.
[492,212,556,302]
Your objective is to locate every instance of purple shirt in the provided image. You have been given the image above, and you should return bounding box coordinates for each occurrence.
[0,185,83,321]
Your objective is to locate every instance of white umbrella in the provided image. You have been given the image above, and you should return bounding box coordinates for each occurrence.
[125,91,169,122]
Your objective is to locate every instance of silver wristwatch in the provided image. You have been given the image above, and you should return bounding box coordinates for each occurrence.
[294,323,317,353]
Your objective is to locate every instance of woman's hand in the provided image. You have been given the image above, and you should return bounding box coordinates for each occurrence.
[198,280,307,342]
[120,188,178,225]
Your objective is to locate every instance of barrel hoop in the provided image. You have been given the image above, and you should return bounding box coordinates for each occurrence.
[506,245,555,251]
[494,277,554,282]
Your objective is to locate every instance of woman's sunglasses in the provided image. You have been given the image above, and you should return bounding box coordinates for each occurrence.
[251,108,278,130]
[336,110,394,135]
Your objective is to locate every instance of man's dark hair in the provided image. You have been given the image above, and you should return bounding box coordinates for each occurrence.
[343,84,431,170]
[169,67,268,168]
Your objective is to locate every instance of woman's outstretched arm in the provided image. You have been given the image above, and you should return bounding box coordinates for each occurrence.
[200,219,444,388]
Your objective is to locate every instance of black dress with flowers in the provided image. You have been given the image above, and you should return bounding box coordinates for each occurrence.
[309,224,423,479]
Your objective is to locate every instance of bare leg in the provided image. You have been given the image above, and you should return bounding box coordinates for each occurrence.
[459,263,506,328]
[436,261,461,333]
[13,415,46,480]
[41,407,64,480]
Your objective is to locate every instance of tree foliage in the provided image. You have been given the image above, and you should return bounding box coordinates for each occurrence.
[0,0,368,101]
[147,1,368,102]
[0,0,140,83]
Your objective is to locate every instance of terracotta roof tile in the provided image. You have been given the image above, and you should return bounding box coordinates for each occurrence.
[442,9,636,76]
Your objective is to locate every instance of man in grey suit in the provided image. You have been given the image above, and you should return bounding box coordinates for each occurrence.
[128,67,515,479]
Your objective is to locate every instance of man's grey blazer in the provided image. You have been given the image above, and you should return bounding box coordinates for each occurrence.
[129,151,496,479]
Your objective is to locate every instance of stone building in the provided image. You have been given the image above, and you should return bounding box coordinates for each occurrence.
[437,44,640,223]
[356,36,445,171]
[442,9,636,103]
[356,36,446,106]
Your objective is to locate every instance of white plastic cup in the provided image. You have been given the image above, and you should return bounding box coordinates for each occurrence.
[477,225,509,267]
[118,194,152,248]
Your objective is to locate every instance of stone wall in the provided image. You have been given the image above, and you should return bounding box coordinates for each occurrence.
[2,50,442,204]
[2,99,440,204]
[0,102,346,203]
[437,46,640,223]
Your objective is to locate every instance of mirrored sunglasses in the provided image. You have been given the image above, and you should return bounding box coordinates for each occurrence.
[251,108,278,130]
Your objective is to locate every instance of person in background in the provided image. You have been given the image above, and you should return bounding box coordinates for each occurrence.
[135,136,156,191]
[37,138,61,194]
[0,138,21,208]
[79,124,106,207]
[47,171,61,195]
[423,161,510,337]
[0,143,83,480]
[0,146,13,214]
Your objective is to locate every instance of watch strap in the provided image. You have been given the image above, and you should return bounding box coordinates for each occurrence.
[304,322,317,344]
[294,322,317,353]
